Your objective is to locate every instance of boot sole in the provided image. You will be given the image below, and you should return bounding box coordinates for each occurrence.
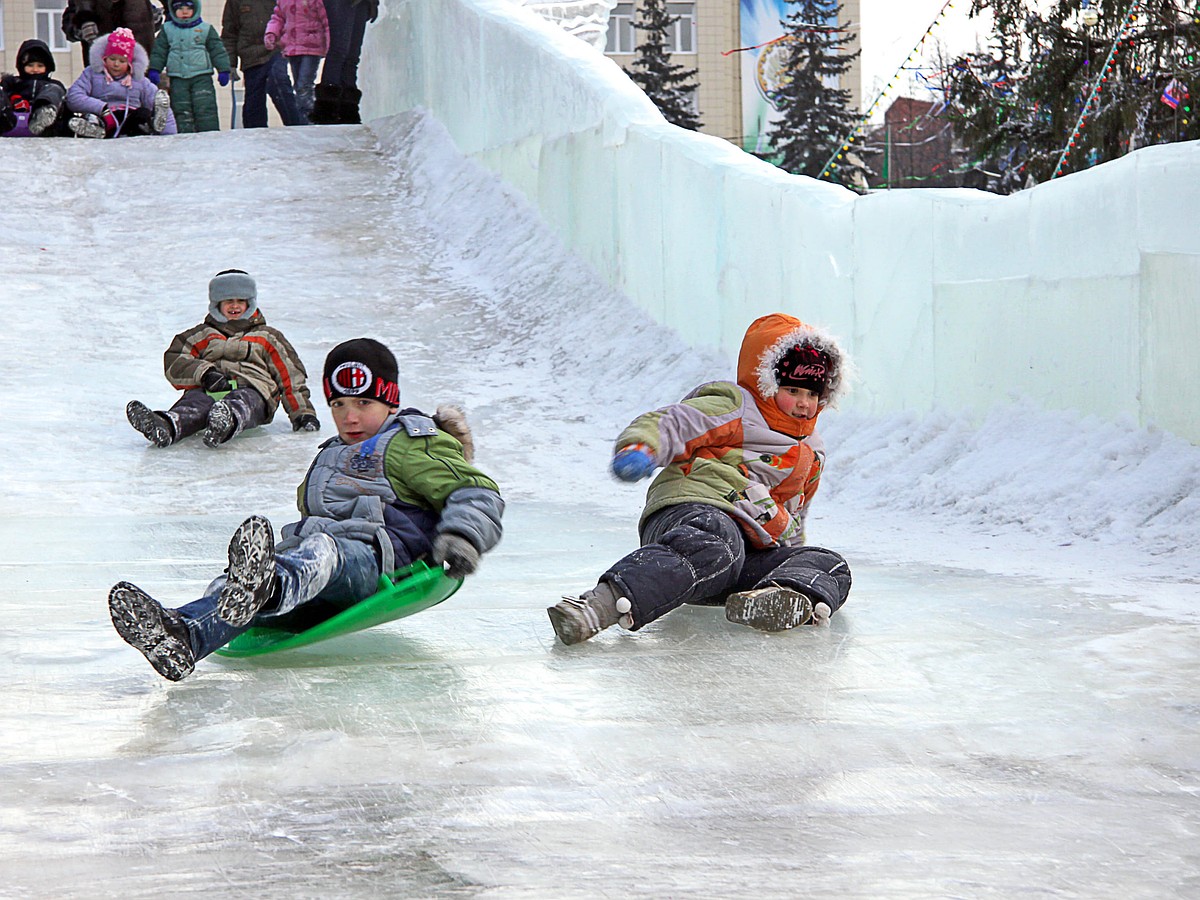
[217,516,275,627]
[203,401,236,448]
[725,587,814,632]
[109,581,195,681]
[126,401,173,447]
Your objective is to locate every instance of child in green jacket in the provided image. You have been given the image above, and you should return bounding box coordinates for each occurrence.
[109,338,505,680]
[147,0,230,132]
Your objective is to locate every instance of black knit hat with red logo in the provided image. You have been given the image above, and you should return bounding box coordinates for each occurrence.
[322,338,400,407]
[775,344,831,395]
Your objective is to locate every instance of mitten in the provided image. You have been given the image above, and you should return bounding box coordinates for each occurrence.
[201,369,232,394]
[79,21,99,42]
[263,33,277,50]
[293,414,320,432]
[218,71,231,87]
[611,443,656,482]
[100,107,120,135]
[146,69,161,85]
[431,533,480,579]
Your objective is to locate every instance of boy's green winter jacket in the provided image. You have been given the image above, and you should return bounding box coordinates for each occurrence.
[149,0,230,79]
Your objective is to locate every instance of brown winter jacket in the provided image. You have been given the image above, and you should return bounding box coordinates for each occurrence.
[222,0,277,72]
[164,310,316,425]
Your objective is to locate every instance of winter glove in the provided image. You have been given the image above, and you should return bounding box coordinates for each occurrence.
[100,107,120,135]
[146,69,161,85]
[218,71,231,87]
[293,414,320,432]
[201,369,232,394]
[611,443,656,482]
[79,21,99,42]
[263,33,278,50]
[431,533,479,579]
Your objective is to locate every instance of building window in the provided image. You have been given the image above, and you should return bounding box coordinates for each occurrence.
[606,3,635,54]
[665,3,696,54]
[606,2,696,55]
[35,0,70,52]
[0,0,6,51]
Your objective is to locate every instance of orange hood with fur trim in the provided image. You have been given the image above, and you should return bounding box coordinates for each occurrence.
[736,313,848,438]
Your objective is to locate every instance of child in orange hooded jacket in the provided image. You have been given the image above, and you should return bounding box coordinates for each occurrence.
[548,313,853,645]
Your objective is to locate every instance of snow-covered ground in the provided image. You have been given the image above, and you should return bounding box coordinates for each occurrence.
[0,117,1196,898]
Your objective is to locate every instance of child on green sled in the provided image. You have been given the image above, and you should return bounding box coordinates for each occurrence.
[548,313,853,645]
[109,338,505,680]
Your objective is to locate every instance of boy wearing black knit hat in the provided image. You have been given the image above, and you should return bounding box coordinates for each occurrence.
[125,268,320,449]
[107,337,505,681]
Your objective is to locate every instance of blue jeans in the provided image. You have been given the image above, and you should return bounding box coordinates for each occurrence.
[176,534,380,660]
[321,0,372,87]
[288,55,321,120]
[241,52,303,128]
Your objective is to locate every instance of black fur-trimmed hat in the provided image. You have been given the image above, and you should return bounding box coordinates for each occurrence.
[323,338,400,407]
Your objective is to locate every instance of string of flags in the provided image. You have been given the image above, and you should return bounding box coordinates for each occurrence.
[818,0,958,181]
[1051,0,1145,179]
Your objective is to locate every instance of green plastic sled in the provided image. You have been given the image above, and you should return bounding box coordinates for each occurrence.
[214,560,462,658]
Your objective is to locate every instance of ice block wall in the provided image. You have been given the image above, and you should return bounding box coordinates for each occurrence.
[360,0,1200,443]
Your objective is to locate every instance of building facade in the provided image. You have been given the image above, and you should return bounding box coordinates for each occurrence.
[604,0,861,150]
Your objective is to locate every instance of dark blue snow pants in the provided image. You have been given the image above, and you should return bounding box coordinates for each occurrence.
[602,503,852,630]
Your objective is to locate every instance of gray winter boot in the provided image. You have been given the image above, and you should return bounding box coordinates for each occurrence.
[151,88,171,133]
[108,581,195,681]
[126,400,175,447]
[68,112,106,138]
[725,585,814,632]
[216,516,277,627]
[29,104,58,135]
[547,581,632,645]
[203,399,239,447]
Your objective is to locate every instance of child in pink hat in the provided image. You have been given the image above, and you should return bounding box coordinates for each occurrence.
[64,28,177,137]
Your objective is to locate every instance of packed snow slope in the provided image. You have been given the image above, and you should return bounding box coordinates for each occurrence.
[0,118,1196,898]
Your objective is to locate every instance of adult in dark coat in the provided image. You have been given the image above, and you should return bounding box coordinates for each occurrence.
[308,0,377,125]
[63,0,161,68]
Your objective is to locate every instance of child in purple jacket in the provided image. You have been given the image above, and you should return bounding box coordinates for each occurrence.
[264,0,329,122]
[65,28,178,137]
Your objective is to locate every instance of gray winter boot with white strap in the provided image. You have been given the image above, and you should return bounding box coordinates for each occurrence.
[548,581,632,645]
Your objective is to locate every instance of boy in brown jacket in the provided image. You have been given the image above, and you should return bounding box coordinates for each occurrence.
[126,268,320,448]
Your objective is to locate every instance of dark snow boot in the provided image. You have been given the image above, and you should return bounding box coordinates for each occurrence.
[108,581,196,681]
[216,515,277,627]
[725,585,814,632]
[202,399,239,447]
[307,84,342,125]
[340,86,362,124]
[127,400,175,447]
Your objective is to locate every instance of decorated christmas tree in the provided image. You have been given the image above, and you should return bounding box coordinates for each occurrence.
[944,0,1199,191]
[625,0,703,130]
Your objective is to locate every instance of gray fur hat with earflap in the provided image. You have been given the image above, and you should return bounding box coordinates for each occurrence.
[208,269,258,322]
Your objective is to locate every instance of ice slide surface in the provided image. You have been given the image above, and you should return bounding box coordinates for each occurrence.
[0,118,1197,898]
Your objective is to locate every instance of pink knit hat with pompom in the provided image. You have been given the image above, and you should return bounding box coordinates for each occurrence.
[104,28,137,61]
